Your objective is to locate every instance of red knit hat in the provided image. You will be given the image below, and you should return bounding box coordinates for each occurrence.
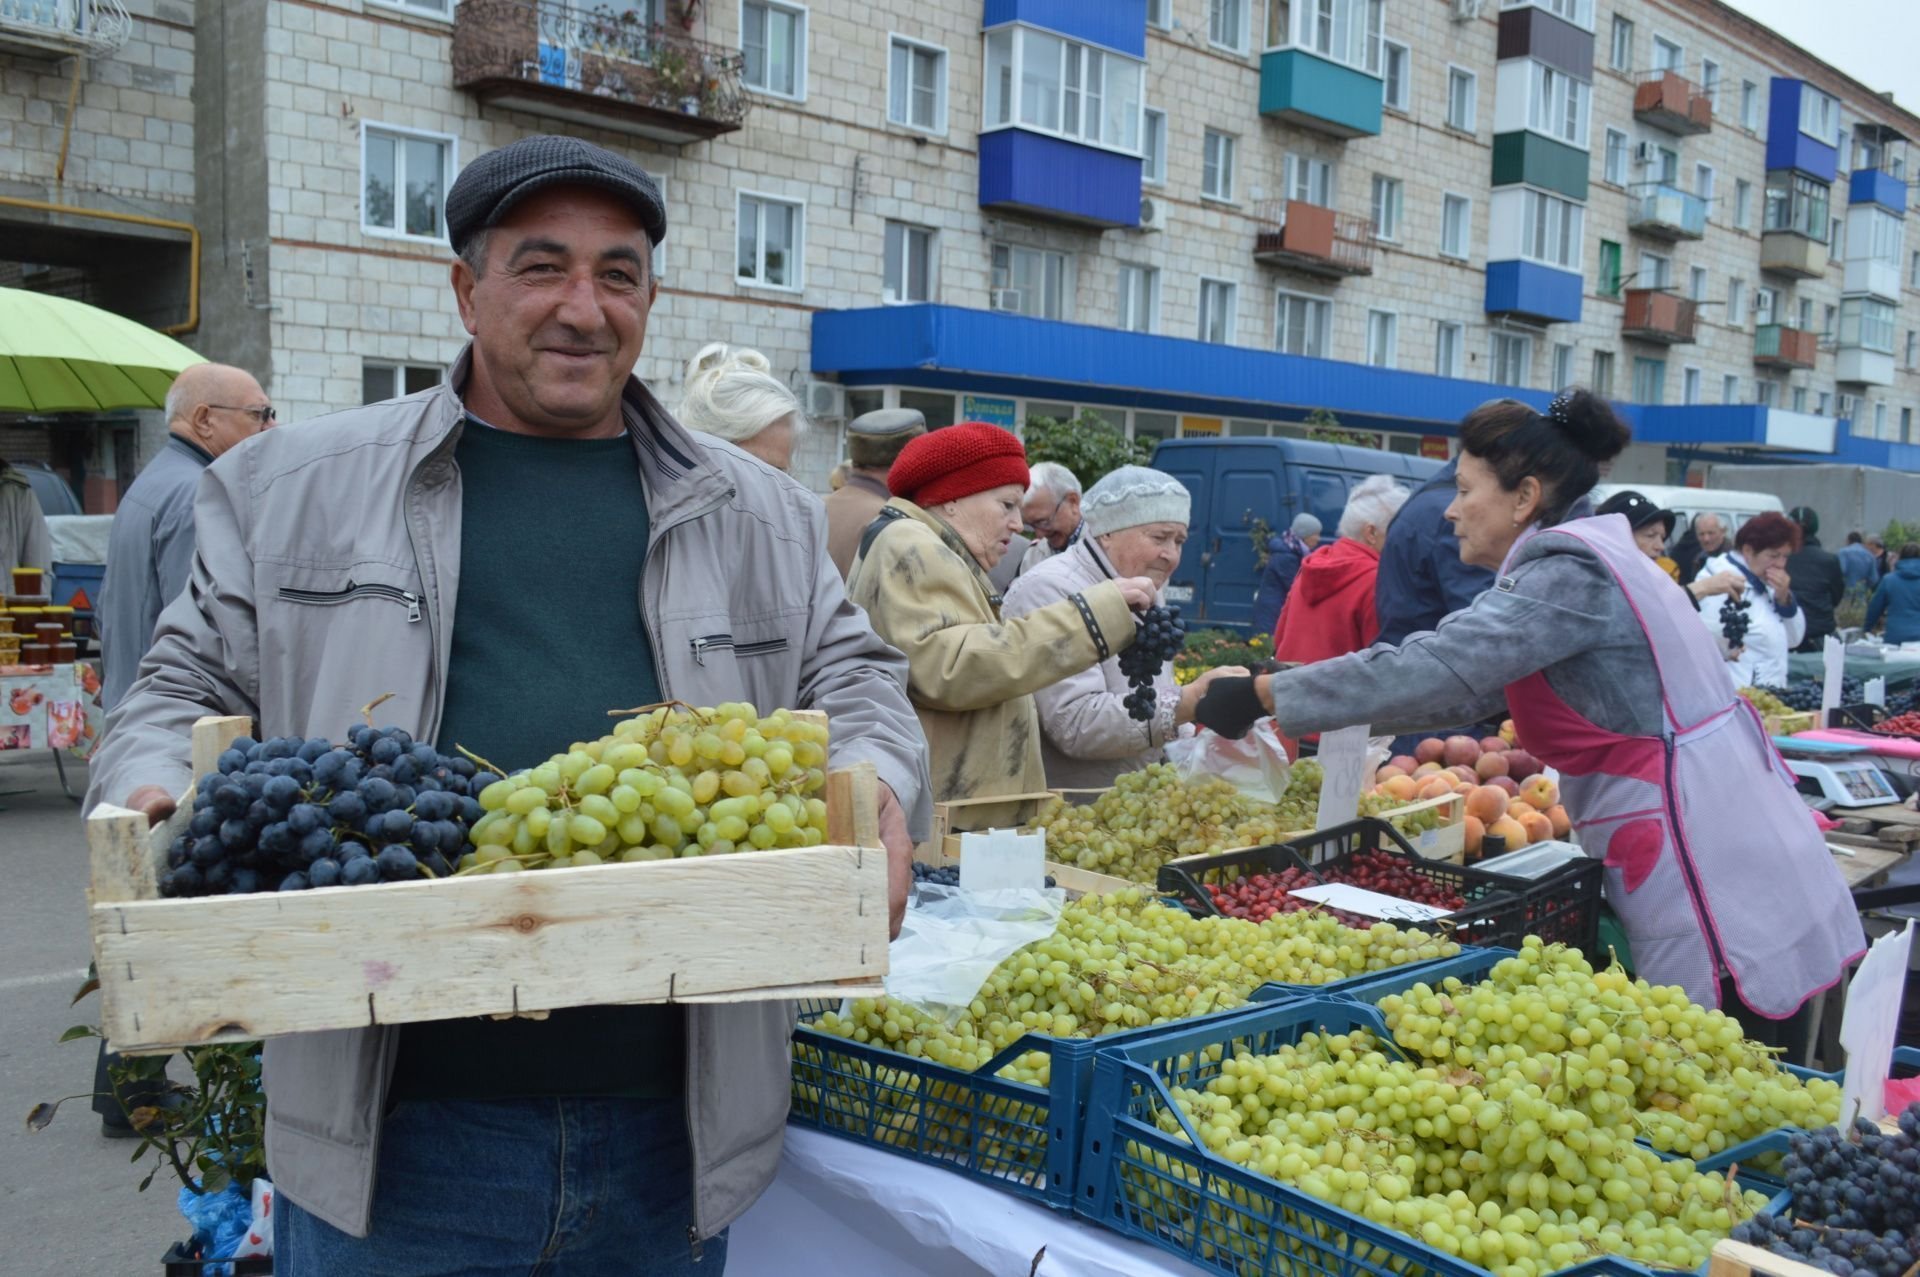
[886,423,1030,507]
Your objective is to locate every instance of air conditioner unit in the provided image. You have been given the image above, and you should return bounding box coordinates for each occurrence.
[1138,196,1169,232]
[1450,0,1483,20]
[803,381,845,421]
[990,288,1024,312]
[1634,141,1658,164]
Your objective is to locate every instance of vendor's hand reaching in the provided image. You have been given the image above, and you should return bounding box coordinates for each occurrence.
[877,782,912,940]
[1177,666,1250,726]
[123,784,177,827]
[1193,673,1272,740]
[1115,576,1157,611]
[1690,569,1746,602]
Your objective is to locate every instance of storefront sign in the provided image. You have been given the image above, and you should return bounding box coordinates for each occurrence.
[1420,436,1451,460]
[1181,416,1223,437]
[961,395,1018,431]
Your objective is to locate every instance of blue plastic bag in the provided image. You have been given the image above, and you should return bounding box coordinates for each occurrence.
[177,1180,253,1276]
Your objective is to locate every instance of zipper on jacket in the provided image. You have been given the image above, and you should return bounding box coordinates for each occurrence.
[1661,734,1731,993]
[687,1225,704,1262]
[690,633,733,665]
[278,581,422,623]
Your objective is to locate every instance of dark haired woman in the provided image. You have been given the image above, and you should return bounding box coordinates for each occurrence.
[1696,512,1804,687]
[1195,391,1863,1050]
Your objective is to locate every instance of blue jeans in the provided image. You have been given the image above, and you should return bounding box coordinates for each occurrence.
[275,1097,728,1276]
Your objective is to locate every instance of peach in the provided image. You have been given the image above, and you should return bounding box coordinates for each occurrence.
[1413,761,1444,778]
[1443,735,1482,767]
[1479,736,1510,754]
[1414,737,1448,766]
[1487,815,1529,849]
[1390,754,1420,775]
[1489,776,1520,797]
[1446,765,1479,785]
[1380,774,1418,801]
[1417,775,1456,801]
[1505,749,1542,781]
[1374,764,1408,786]
[1499,719,1517,744]
[1519,775,1559,811]
[1454,780,1475,795]
[1506,799,1537,818]
[1547,805,1571,838]
[1474,751,1510,780]
[1463,814,1485,857]
[1518,811,1554,844]
[1464,785,1509,823]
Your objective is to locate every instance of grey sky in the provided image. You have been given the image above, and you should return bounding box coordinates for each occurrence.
[1723,0,1920,118]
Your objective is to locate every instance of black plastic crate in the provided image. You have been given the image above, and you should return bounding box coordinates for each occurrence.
[1828,702,1888,732]
[1154,842,1318,915]
[1468,854,1606,954]
[162,1241,271,1275]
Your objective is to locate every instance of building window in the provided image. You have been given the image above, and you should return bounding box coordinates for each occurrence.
[1283,0,1383,73]
[1765,172,1831,239]
[1446,67,1477,133]
[1699,58,1720,105]
[362,362,441,404]
[1817,390,1831,415]
[1653,144,1679,185]
[1740,80,1759,131]
[1491,332,1531,386]
[990,243,1070,319]
[361,125,453,241]
[1838,297,1897,353]
[1758,380,1779,408]
[1119,264,1159,333]
[1210,0,1249,52]
[1527,61,1590,147]
[1197,278,1237,344]
[1907,329,1917,368]
[1838,393,1856,419]
[1598,239,1622,296]
[1695,163,1715,209]
[1366,310,1398,367]
[1723,373,1740,404]
[1382,40,1410,111]
[1370,176,1403,242]
[1284,153,1333,206]
[1148,0,1171,27]
[1632,357,1666,404]
[888,36,947,133]
[1521,189,1584,271]
[1591,349,1614,396]
[1859,206,1904,267]
[1640,249,1671,290]
[1651,35,1682,71]
[1734,179,1753,231]
[1276,291,1331,358]
[1603,129,1628,185]
[742,0,806,99]
[1202,129,1237,201]
[1435,321,1463,377]
[1904,406,1915,443]
[1824,302,1837,337]
[1792,385,1807,412]
[1727,277,1745,327]
[1799,86,1839,145]
[983,26,1145,152]
[882,221,935,303]
[1689,266,1707,301]
[1798,298,1814,331]
[1142,107,1167,184]
[1440,194,1471,259]
[737,193,803,289]
[1682,366,1701,405]
[1608,16,1632,72]
[1754,285,1777,326]
[1552,342,1575,390]
[1911,250,1920,286]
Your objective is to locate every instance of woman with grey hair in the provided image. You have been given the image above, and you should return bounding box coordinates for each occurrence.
[675,343,806,471]
[1274,475,1409,664]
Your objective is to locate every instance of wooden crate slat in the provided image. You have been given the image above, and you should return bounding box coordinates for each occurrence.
[1709,1240,1832,1277]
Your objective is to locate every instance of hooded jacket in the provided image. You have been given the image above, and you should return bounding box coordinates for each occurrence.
[1374,461,1495,645]
[1273,537,1383,665]
[1251,532,1312,638]
[1867,558,1920,645]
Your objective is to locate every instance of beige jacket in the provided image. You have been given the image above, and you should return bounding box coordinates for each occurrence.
[846,497,1132,830]
[823,469,889,580]
[84,347,930,1243]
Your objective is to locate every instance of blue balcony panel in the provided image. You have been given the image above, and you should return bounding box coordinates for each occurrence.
[982,0,1147,56]
[979,129,1142,229]
[1631,405,1836,453]
[1259,49,1383,139]
[1850,167,1907,213]
[1766,79,1838,181]
[1484,260,1583,324]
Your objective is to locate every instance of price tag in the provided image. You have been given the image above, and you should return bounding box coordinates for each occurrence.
[1866,677,1887,708]
[1822,635,1846,724]
[1313,724,1371,833]
[958,827,1047,893]
[1288,882,1452,924]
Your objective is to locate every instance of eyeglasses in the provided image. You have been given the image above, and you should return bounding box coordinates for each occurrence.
[209,404,277,425]
[1025,494,1068,534]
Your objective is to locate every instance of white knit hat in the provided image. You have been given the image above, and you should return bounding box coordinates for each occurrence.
[1080,465,1192,538]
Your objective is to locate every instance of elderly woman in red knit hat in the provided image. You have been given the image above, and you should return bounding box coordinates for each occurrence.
[846,424,1156,828]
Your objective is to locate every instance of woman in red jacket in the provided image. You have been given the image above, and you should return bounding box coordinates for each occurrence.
[1274,474,1411,663]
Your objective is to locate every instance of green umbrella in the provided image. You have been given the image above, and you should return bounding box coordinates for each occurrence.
[0,286,206,413]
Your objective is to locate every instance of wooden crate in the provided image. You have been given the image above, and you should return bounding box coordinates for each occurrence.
[1764,710,1817,737]
[923,791,1136,898]
[1707,1240,1829,1277]
[1373,790,1467,864]
[88,715,890,1055]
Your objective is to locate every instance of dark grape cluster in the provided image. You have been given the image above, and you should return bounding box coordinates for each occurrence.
[1760,678,1866,712]
[1721,593,1753,648]
[1730,1108,1920,1277]
[909,861,1054,889]
[1118,604,1185,722]
[160,726,488,897]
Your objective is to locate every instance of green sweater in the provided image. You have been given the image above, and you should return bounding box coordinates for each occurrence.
[392,420,682,1101]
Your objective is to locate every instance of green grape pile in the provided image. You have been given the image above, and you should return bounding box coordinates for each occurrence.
[1143,1024,1769,1277]
[459,702,829,872]
[1036,761,1326,882]
[1360,790,1448,839]
[1737,686,1793,719]
[1375,939,1842,1160]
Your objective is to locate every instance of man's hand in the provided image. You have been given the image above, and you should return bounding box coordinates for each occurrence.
[1115,576,1157,611]
[1177,665,1251,726]
[123,785,177,827]
[876,782,912,940]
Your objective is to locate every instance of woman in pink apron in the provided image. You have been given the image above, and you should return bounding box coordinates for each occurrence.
[1195,391,1864,1052]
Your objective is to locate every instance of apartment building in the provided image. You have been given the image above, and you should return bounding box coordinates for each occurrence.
[2,0,1916,503]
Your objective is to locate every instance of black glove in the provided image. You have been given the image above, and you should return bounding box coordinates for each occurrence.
[1193,675,1266,740]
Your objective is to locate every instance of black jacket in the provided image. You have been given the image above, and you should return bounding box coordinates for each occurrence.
[1787,536,1848,646]
[1374,461,1496,646]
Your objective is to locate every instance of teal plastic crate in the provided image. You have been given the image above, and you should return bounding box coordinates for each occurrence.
[1075,996,1789,1277]
[1249,946,1503,1005]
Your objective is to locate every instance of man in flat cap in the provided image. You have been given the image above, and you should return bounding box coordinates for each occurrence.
[823,406,924,579]
[86,134,928,1274]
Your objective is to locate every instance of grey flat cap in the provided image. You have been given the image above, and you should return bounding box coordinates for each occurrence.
[446,135,667,253]
[848,407,926,437]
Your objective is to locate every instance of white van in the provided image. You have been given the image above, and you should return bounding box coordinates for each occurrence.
[1589,483,1784,542]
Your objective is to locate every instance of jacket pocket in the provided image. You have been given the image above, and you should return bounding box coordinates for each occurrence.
[279,580,423,623]
[689,633,790,665]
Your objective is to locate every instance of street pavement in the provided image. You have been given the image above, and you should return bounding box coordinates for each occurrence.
[1,751,186,1273]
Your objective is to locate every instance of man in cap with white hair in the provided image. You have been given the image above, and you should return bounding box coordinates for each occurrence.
[85,133,929,1274]
[824,406,923,579]
[1005,465,1247,787]
[1251,512,1322,639]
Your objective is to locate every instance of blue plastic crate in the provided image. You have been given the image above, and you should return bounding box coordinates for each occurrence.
[1076,996,1789,1277]
[1250,946,1504,1007]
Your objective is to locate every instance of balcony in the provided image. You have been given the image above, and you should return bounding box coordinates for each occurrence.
[1633,70,1712,137]
[0,0,128,56]
[1760,231,1828,279]
[452,0,749,145]
[1259,49,1383,139]
[1753,324,1818,370]
[1627,184,1707,240]
[1621,289,1698,344]
[1251,201,1375,277]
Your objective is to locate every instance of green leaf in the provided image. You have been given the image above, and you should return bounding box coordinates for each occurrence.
[24,1102,57,1132]
[138,1167,158,1192]
[200,1166,231,1195]
[58,1024,98,1043]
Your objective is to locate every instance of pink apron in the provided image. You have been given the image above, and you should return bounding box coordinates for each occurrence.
[1500,515,1863,1017]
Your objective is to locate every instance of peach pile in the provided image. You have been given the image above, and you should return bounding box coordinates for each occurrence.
[1370,721,1567,857]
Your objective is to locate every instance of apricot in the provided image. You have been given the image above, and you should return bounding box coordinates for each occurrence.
[1487,815,1529,849]
[1518,810,1554,844]
[1519,775,1559,811]
[1380,774,1418,801]
[1547,805,1571,838]
[1463,814,1485,856]
[1464,785,1509,824]
[1416,775,1455,801]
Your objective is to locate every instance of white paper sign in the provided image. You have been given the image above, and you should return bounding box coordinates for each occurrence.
[1823,635,1847,723]
[1288,882,1452,924]
[1313,724,1372,833]
[1866,677,1887,708]
[958,827,1047,894]
[1839,920,1914,1126]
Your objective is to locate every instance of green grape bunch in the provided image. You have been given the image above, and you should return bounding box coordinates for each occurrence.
[459,702,830,873]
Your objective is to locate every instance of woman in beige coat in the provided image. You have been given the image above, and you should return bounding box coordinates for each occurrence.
[846,424,1154,829]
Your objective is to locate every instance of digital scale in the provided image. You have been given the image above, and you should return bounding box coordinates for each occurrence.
[1778,737,1902,809]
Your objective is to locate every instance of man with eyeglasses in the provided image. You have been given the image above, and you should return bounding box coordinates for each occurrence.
[1017,460,1084,577]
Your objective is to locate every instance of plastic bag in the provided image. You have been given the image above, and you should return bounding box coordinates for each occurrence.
[881,882,1064,1019]
[1839,919,1914,1126]
[234,1178,274,1259]
[1166,720,1293,804]
[177,1180,255,1276]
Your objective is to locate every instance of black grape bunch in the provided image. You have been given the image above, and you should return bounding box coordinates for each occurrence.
[160,725,492,898]
[1118,604,1186,722]
[1720,592,1753,650]
[1730,1108,1920,1277]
